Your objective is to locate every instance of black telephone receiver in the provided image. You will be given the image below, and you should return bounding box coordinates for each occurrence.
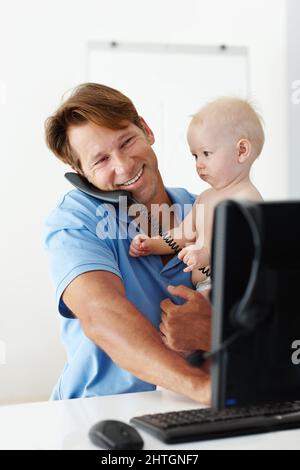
[64,172,134,204]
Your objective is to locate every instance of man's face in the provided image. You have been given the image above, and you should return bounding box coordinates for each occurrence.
[68,120,160,204]
[187,121,241,190]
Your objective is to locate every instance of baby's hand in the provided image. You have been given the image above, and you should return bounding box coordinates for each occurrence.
[129,234,152,257]
[178,245,210,272]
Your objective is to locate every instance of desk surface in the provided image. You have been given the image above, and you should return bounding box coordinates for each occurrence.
[0,389,300,450]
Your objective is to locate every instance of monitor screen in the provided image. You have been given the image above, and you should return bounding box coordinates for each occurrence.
[211,200,300,410]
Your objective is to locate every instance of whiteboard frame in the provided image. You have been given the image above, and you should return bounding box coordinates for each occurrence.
[86,41,249,96]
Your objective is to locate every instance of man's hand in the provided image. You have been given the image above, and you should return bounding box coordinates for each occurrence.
[129,234,151,257]
[178,245,210,273]
[159,284,212,353]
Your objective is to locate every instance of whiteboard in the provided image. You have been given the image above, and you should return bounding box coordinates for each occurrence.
[88,42,249,194]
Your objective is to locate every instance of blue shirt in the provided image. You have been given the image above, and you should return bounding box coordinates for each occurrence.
[44,187,195,400]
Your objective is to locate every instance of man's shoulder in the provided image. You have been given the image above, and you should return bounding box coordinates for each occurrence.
[54,188,100,212]
[45,189,112,231]
[166,186,196,205]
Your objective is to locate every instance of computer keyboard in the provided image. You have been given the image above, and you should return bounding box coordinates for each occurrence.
[131,401,300,444]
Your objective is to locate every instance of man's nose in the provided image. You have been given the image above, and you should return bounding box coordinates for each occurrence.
[112,152,135,175]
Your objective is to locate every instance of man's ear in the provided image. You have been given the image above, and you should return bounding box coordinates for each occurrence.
[237,139,251,163]
[139,116,155,145]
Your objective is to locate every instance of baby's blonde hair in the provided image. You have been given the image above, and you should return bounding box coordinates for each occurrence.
[191,97,265,158]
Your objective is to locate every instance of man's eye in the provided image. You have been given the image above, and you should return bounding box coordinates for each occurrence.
[203,151,210,157]
[94,156,109,166]
[193,154,198,160]
[122,137,134,148]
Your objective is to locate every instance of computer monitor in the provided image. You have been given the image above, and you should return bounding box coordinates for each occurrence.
[211,200,300,410]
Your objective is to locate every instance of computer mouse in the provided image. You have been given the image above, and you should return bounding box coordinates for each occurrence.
[88,419,144,450]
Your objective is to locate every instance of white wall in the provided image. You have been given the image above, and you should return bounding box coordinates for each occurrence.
[287,0,300,198]
[0,0,291,404]
[89,44,249,194]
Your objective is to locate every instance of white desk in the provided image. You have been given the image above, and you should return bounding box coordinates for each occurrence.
[0,389,299,450]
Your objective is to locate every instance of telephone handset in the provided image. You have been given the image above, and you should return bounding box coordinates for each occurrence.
[64,172,134,204]
[64,172,182,254]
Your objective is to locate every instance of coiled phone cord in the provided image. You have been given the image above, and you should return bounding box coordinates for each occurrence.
[134,200,209,277]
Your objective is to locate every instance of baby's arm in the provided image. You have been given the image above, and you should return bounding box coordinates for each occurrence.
[176,190,212,271]
[129,197,199,257]
[129,233,177,257]
[178,244,210,273]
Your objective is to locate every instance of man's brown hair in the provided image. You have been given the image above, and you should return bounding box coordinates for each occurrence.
[45,83,143,171]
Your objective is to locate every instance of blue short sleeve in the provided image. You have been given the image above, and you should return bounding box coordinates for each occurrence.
[44,190,122,317]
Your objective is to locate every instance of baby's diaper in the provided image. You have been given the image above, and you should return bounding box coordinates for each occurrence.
[195,278,211,293]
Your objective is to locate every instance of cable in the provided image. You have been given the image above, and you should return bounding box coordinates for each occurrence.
[187,329,248,367]
[198,266,211,278]
[228,201,263,329]
[187,201,263,367]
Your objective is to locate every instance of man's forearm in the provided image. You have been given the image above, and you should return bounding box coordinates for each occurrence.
[84,295,209,403]
[62,271,210,404]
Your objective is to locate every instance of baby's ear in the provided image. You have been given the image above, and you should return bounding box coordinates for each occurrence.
[237,139,251,163]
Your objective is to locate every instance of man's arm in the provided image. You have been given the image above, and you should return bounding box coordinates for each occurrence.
[62,270,210,404]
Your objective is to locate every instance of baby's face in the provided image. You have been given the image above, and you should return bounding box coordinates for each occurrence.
[187,121,242,190]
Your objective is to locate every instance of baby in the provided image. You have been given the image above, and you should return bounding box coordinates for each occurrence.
[129,97,264,292]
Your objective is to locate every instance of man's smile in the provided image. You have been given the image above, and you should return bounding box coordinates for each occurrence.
[116,165,144,187]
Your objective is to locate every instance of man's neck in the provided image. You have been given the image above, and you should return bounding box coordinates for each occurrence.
[131,178,176,238]
[146,182,173,210]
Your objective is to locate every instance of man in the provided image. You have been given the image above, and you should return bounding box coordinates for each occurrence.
[44,83,211,403]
